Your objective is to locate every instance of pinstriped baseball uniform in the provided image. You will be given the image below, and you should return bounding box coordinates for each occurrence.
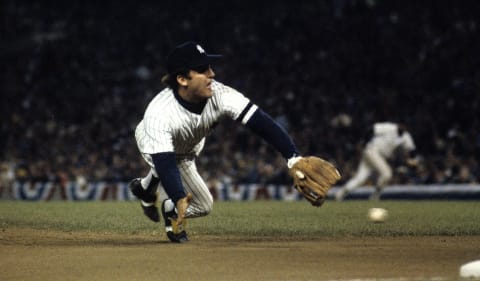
[135,79,258,218]
[129,41,298,243]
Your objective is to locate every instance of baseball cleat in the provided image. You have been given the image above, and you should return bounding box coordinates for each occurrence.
[140,200,160,222]
[166,230,189,243]
[162,199,189,243]
[128,178,159,222]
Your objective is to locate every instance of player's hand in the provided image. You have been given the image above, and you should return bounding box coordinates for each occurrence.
[175,193,192,226]
[288,156,341,207]
[406,158,419,167]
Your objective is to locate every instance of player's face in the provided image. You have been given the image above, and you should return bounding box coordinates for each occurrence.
[185,65,215,102]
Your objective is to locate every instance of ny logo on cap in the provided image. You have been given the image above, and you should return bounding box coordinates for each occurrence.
[196,45,205,54]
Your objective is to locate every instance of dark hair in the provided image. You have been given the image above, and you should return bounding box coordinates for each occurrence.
[161,70,190,91]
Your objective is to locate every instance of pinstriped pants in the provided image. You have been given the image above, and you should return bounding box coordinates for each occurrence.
[140,154,214,219]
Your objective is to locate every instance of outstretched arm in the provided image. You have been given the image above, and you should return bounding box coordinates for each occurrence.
[242,107,299,160]
[240,106,341,207]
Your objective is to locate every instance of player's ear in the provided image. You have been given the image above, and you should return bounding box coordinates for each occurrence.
[176,74,189,87]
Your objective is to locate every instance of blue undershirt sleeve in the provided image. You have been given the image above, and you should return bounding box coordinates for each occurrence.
[151,152,186,204]
[244,108,299,159]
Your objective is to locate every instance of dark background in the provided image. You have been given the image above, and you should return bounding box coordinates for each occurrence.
[1,0,479,186]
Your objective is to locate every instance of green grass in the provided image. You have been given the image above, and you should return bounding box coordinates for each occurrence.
[1,200,479,237]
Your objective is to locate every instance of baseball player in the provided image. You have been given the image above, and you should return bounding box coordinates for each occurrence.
[335,122,418,201]
[129,41,301,243]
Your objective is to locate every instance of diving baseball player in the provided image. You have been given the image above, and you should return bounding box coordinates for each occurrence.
[335,122,418,201]
[129,41,302,243]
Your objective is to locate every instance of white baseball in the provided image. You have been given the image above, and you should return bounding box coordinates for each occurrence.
[295,170,305,179]
[368,208,388,222]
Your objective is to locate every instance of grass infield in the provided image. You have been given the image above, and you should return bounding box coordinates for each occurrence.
[1,200,479,237]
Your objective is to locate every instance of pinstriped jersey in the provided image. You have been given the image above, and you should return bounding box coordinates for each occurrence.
[135,80,257,156]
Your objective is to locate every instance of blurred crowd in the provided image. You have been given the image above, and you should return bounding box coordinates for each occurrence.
[1,0,479,191]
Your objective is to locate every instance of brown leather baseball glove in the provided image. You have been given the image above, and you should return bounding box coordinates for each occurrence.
[174,193,192,232]
[288,156,341,207]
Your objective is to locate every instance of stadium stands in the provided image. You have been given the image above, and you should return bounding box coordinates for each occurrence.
[1,1,478,191]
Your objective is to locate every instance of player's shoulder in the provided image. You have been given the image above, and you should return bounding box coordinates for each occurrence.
[212,80,241,95]
[374,122,397,130]
[145,88,176,113]
[211,80,247,103]
[152,88,175,104]
[374,121,396,128]
[373,122,398,136]
[158,87,175,98]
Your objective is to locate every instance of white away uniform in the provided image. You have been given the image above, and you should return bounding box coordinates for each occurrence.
[337,122,415,200]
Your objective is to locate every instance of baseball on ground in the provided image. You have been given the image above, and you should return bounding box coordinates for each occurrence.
[368,208,388,223]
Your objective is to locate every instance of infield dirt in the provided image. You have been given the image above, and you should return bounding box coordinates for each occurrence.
[1,228,479,280]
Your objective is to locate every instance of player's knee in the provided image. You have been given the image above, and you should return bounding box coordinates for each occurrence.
[202,194,214,215]
[379,170,392,185]
[196,193,214,216]
[385,169,392,181]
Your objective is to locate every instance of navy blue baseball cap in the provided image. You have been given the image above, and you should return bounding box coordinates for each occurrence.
[166,41,222,73]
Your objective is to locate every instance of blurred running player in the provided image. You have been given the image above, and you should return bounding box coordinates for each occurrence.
[335,122,419,201]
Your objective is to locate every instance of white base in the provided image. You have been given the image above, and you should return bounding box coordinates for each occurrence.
[460,260,480,278]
